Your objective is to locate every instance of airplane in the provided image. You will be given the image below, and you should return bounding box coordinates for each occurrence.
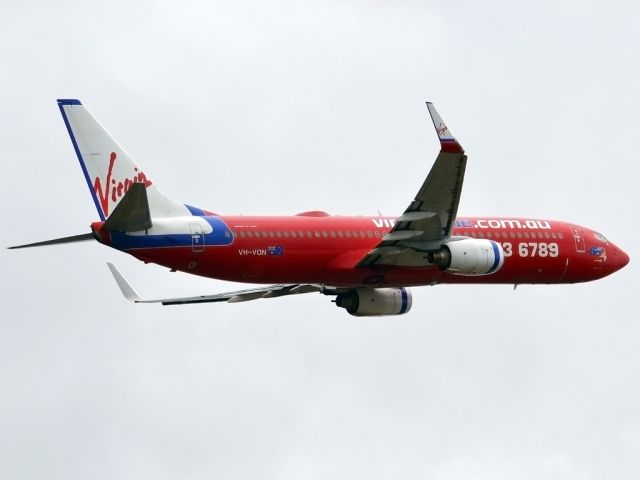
[9,99,629,316]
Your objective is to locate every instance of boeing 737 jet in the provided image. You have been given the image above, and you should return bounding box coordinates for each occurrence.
[9,100,629,316]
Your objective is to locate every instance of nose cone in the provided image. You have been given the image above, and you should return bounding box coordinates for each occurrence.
[610,244,630,272]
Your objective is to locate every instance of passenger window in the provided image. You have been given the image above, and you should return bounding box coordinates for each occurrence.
[510,232,515,239]
[558,233,564,239]
[330,231,336,238]
[517,233,523,238]
[283,231,289,238]
[306,231,312,238]
[346,231,352,238]
[269,231,275,238]
[247,231,253,238]
[524,232,530,239]
[338,231,344,238]
[291,231,297,238]
[487,232,493,238]
[225,231,231,238]
[315,231,321,238]
[276,231,283,238]
[544,232,550,239]
[374,231,381,238]
[239,231,245,238]
[360,231,366,238]
[367,231,373,238]
[551,232,557,239]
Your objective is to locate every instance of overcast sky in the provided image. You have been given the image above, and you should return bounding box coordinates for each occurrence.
[1,1,638,479]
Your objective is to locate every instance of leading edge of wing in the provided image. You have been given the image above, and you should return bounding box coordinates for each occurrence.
[106,263,324,306]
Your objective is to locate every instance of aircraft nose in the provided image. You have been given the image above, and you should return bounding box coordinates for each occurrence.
[611,244,630,271]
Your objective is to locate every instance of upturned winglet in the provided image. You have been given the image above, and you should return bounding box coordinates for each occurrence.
[426,102,464,153]
[107,263,142,302]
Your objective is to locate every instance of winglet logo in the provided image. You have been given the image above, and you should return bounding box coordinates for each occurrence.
[93,152,153,217]
[437,123,449,137]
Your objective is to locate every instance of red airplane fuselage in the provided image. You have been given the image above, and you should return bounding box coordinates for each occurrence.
[96,214,629,288]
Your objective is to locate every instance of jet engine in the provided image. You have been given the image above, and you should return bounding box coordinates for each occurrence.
[335,288,412,316]
[429,238,505,275]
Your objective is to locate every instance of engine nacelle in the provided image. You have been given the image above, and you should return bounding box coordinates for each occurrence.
[335,288,412,317]
[430,238,504,276]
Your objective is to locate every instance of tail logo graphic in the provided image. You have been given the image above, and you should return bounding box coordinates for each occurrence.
[93,152,153,217]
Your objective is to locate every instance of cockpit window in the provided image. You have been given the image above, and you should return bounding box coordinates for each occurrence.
[594,232,608,242]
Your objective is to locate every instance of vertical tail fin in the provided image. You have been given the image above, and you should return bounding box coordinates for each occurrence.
[57,99,189,220]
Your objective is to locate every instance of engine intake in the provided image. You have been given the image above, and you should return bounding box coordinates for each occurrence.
[429,238,504,276]
[336,288,412,317]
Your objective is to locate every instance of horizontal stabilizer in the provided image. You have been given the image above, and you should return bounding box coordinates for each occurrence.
[103,182,152,232]
[8,232,94,249]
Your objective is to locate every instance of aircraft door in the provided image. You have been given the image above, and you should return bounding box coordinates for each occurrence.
[189,223,205,253]
[570,226,585,253]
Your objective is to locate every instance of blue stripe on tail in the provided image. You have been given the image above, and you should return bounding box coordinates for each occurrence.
[57,99,82,105]
[57,99,106,221]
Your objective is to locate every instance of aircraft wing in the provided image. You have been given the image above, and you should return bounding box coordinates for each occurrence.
[107,263,325,305]
[358,103,467,267]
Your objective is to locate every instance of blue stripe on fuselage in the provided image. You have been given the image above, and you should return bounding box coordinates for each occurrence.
[185,204,206,216]
[109,216,233,250]
[204,217,233,245]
